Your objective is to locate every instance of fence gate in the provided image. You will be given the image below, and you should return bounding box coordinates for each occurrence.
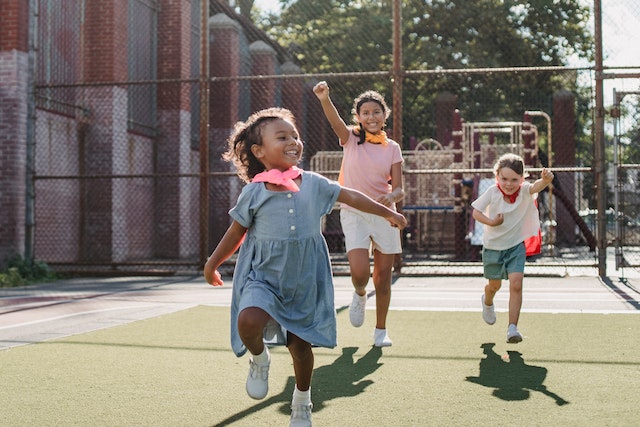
[611,89,640,271]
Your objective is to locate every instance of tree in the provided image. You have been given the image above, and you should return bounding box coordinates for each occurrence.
[260,0,593,145]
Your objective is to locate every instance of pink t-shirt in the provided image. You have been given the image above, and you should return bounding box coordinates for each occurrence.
[338,131,403,210]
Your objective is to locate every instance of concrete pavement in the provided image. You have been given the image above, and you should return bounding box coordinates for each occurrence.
[1,271,639,350]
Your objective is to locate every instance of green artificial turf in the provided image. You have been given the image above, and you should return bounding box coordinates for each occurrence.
[1,306,638,426]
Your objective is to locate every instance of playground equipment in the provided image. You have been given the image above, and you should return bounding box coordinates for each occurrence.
[311,109,596,259]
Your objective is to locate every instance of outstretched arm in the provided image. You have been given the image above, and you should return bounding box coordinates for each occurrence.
[313,81,351,143]
[203,221,247,286]
[337,187,408,229]
[530,168,554,194]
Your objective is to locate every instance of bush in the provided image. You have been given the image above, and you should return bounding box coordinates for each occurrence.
[0,254,58,288]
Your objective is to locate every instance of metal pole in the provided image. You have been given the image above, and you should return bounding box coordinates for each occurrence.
[199,0,210,267]
[593,0,607,276]
[391,0,403,145]
[24,0,38,266]
[611,88,621,270]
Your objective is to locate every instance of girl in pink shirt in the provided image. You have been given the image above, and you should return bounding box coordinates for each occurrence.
[313,81,404,347]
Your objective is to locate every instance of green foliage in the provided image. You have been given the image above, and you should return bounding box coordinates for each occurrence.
[259,0,594,146]
[0,254,58,288]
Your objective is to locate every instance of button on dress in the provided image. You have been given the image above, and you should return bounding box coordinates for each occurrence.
[228,171,342,357]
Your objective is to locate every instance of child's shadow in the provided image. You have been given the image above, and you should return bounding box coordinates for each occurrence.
[466,343,569,405]
[213,346,382,426]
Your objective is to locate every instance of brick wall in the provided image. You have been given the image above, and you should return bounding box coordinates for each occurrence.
[2,1,305,268]
[33,112,81,263]
[155,0,197,258]
[0,0,29,51]
[209,13,242,247]
[0,0,28,268]
[210,13,241,134]
[250,41,276,113]
[80,0,129,261]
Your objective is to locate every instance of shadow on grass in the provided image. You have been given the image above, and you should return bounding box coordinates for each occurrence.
[466,343,569,406]
[212,345,382,426]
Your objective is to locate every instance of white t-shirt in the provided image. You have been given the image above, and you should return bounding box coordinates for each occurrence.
[471,181,540,250]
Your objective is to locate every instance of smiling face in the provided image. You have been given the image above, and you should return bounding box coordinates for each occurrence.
[356,101,386,134]
[496,167,524,195]
[251,118,303,171]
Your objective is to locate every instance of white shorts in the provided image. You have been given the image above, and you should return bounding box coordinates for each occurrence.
[340,208,402,254]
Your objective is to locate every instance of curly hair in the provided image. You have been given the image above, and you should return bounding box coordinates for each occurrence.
[223,107,298,183]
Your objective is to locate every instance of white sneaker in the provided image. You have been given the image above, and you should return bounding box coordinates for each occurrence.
[481,295,496,325]
[290,402,312,427]
[246,358,269,399]
[349,292,366,327]
[374,328,393,347]
[507,324,523,343]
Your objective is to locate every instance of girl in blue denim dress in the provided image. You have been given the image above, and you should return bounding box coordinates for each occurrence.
[203,107,406,426]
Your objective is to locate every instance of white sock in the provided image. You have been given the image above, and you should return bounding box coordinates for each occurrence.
[292,385,311,405]
[252,346,270,365]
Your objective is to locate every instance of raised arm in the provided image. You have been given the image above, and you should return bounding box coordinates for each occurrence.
[203,220,247,286]
[337,187,407,229]
[529,168,554,194]
[313,81,351,143]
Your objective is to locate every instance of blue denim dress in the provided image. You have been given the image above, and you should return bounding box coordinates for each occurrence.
[228,171,341,357]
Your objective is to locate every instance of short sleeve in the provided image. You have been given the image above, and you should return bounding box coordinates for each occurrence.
[307,171,341,216]
[471,186,494,213]
[229,184,257,228]
[390,140,403,165]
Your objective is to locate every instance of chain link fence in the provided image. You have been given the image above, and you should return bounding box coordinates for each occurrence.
[27,0,640,276]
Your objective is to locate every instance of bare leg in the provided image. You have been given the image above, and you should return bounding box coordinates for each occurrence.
[287,333,314,391]
[237,307,270,355]
[372,250,395,330]
[347,248,371,296]
[484,279,502,306]
[507,272,524,325]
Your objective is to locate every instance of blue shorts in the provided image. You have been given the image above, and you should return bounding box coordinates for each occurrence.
[482,242,526,280]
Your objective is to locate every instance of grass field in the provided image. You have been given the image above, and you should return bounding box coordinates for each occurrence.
[1,306,639,426]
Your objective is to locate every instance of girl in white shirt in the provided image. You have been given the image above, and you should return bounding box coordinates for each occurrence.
[472,153,554,343]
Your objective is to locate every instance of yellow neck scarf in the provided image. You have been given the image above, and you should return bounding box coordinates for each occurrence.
[366,130,388,145]
[354,127,388,146]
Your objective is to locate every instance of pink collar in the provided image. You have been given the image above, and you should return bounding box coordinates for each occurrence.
[252,166,303,192]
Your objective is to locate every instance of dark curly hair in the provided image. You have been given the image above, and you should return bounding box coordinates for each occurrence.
[223,107,298,183]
